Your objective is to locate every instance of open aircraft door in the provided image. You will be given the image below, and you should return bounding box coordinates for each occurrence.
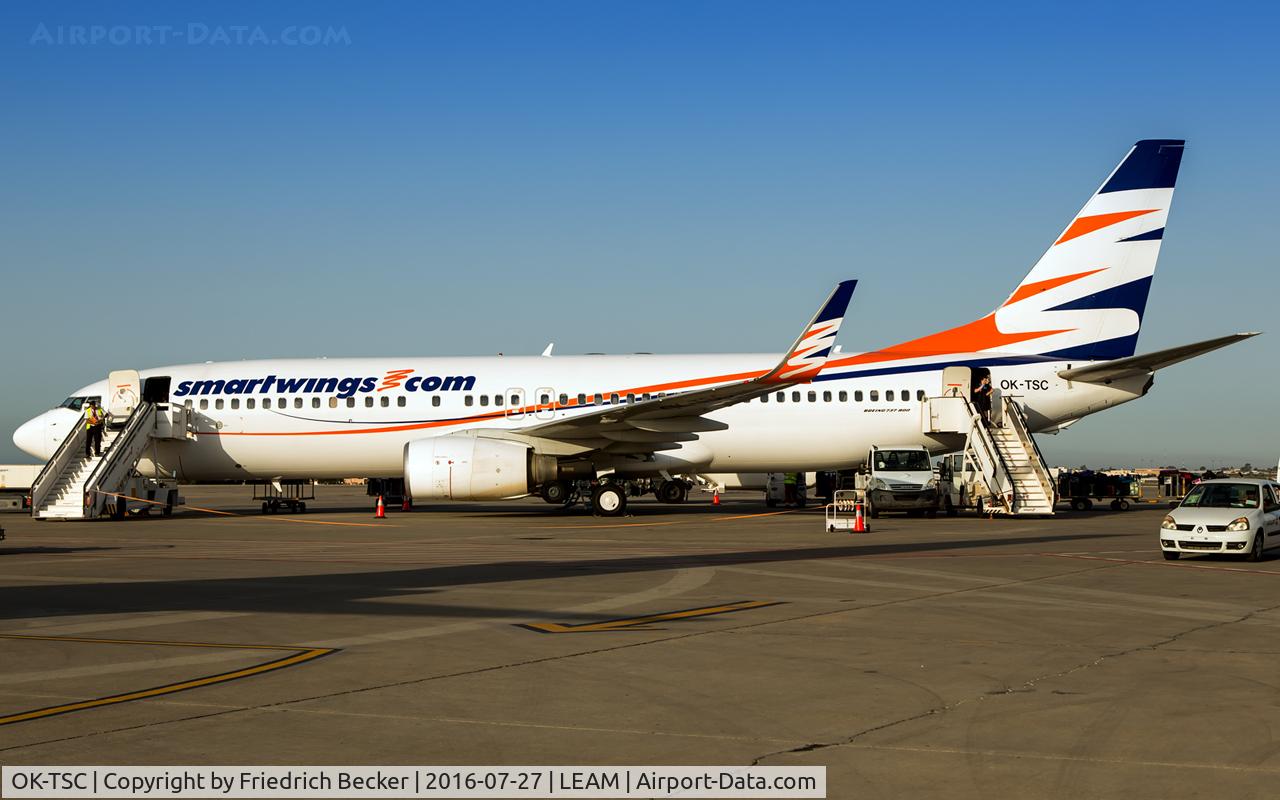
[941,366,970,398]
[107,369,141,424]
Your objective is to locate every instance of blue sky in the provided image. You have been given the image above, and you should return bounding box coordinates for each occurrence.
[1,1,1275,468]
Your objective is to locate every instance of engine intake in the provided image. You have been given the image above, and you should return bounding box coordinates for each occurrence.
[403,435,556,500]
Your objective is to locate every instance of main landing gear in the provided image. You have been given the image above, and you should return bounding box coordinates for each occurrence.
[591,484,627,517]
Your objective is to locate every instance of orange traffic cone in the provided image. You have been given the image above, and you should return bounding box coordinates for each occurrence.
[853,501,866,533]
[401,498,411,512]
[712,492,720,506]
[375,495,386,518]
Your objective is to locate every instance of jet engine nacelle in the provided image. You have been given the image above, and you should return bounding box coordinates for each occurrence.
[403,434,557,500]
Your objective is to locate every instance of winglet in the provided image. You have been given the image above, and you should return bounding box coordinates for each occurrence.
[763,280,857,383]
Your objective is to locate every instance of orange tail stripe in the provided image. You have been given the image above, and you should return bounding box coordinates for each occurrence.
[1055,209,1158,246]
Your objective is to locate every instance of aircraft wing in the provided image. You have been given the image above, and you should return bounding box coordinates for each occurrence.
[511,280,857,453]
[1057,332,1260,383]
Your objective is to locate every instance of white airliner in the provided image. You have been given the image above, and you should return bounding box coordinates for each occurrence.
[12,140,1257,515]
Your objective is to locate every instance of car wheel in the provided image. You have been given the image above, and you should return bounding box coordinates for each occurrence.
[1162,550,1180,560]
[1110,499,1121,511]
[1118,499,1131,511]
[1248,530,1265,562]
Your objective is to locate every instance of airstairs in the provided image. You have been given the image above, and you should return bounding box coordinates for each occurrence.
[923,392,1056,516]
[30,400,195,520]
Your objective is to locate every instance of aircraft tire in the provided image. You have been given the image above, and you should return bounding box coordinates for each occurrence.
[592,485,627,517]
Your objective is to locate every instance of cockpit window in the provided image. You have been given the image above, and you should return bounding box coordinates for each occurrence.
[59,396,100,411]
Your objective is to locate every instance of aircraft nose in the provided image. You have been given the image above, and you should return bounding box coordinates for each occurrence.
[13,414,50,460]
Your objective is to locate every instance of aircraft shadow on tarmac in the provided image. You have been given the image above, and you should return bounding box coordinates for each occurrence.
[0,533,1114,623]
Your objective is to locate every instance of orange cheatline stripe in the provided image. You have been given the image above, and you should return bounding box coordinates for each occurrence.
[1002,268,1108,307]
[1055,209,1158,245]
[824,312,1070,371]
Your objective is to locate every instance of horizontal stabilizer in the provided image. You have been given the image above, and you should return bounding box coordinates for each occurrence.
[1057,332,1260,383]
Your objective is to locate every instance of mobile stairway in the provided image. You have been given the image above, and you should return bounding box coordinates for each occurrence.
[923,392,1056,516]
[30,399,194,521]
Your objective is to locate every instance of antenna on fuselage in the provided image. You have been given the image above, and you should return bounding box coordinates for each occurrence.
[541,342,554,357]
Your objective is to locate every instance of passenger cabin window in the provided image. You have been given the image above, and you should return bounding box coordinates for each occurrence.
[295,398,303,409]
[886,390,894,402]
[559,393,569,406]
[215,399,224,410]
[199,399,209,410]
[541,393,551,405]
[346,397,354,408]
[465,396,474,407]
[808,391,817,402]
[823,391,832,402]
[432,396,441,407]
[312,398,320,409]
[577,393,587,406]
[761,393,769,403]
[397,397,405,407]
[328,398,337,409]
[593,393,603,405]
[494,395,503,407]
[854,391,863,402]
[838,391,847,402]
[870,390,879,401]
[247,399,256,409]
[184,399,193,409]
[610,393,620,405]
[901,388,909,400]
[511,394,520,406]
[791,391,801,402]
[480,395,489,407]
[917,390,926,401]
[263,398,271,409]
[365,397,373,407]
[777,392,785,402]
[625,393,634,404]
[231,399,240,410]
[381,396,389,408]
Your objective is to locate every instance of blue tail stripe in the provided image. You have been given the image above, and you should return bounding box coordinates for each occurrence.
[814,280,858,324]
[1099,139,1184,194]
[1118,227,1164,242]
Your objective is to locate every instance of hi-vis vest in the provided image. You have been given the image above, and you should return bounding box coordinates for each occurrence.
[85,407,104,428]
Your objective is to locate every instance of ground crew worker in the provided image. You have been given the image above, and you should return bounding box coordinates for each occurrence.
[784,472,798,506]
[85,398,106,458]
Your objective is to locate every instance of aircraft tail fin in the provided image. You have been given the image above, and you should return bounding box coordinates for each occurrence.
[993,139,1185,360]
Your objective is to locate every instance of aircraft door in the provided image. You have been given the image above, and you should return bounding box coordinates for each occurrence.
[107,370,141,422]
[941,366,970,398]
[534,387,556,420]
[142,376,171,404]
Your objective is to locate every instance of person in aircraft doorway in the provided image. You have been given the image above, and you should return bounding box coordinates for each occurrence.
[973,374,994,427]
[85,398,106,458]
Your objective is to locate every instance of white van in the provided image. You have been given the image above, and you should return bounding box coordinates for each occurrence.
[863,445,939,518]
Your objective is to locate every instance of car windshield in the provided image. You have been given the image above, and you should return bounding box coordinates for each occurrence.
[875,450,931,472]
[1181,483,1260,509]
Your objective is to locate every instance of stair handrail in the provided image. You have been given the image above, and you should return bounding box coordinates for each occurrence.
[29,410,89,516]
[959,396,1017,513]
[81,402,155,518]
[1002,397,1057,506]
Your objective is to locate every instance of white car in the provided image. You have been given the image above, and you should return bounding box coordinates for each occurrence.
[1160,479,1280,561]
